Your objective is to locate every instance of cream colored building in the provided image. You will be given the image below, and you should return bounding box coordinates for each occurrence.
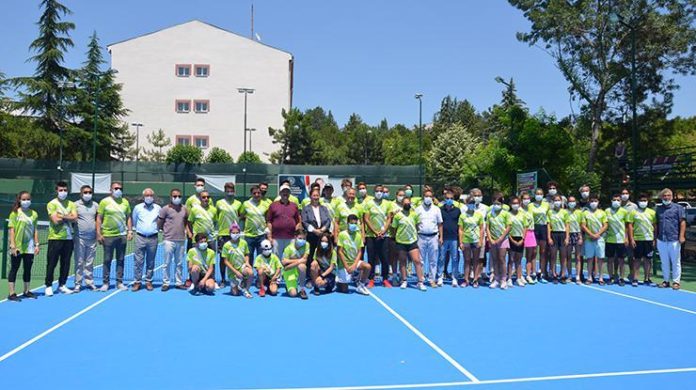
[107,20,293,161]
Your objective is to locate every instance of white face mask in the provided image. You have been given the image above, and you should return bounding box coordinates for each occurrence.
[396,195,404,203]
[57,190,68,201]
[112,189,123,199]
[358,189,367,197]
[320,242,329,249]
[226,192,235,198]
[195,185,205,194]
[144,196,154,205]
[473,196,482,204]
[82,194,93,202]
[423,197,432,206]
[171,196,182,205]
[568,202,577,209]
[638,201,648,209]
[581,191,590,199]
[535,195,543,202]
[662,199,672,206]
[374,192,383,200]
[590,202,599,210]
[620,194,630,202]
[230,233,241,241]
[511,204,520,211]
[522,199,530,206]
[548,189,557,196]
[611,200,621,209]
[21,200,31,209]
[198,242,208,251]
[553,201,562,209]
[262,249,272,257]
[492,204,502,212]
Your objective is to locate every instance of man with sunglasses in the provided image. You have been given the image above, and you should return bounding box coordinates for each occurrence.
[96,182,132,291]
[73,185,98,292]
[158,188,191,291]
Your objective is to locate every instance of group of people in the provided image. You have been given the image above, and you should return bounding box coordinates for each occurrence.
[5,177,688,302]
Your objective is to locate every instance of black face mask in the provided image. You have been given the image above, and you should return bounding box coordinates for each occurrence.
[403,204,411,211]
[261,190,267,196]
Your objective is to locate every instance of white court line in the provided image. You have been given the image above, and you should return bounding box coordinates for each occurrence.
[580,284,696,315]
[231,367,696,390]
[0,263,164,363]
[0,263,106,304]
[368,291,480,383]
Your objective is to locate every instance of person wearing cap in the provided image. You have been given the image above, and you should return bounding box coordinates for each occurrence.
[274,179,301,207]
[267,183,302,259]
[216,182,242,288]
[131,188,161,292]
[255,239,282,297]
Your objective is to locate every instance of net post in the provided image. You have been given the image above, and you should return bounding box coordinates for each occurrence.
[1,219,8,279]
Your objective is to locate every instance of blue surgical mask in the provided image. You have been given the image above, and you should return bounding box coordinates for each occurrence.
[230,233,241,241]
[348,223,358,233]
[467,204,475,211]
[444,199,454,207]
[423,197,433,206]
[198,242,208,251]
[320,242,329,249]
[112,189,123,199]
[295,239,306,247]
[405,189,413,197]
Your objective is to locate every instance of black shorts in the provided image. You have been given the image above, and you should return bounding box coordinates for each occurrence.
[396,242,419,252]
[550,232,566,248]
[605,243,626,258]
[534,224,548,241]
[509,237,524,253]
[634,241,654,259]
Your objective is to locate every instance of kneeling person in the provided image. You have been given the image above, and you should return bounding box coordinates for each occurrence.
[255,239,282,297]
[221,224,253,298]
[336,214,371,295]
[187,233,216,295]
[310,232,337,295]
[282,229,310,299]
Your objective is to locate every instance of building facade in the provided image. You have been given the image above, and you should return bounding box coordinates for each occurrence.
[107,20,293,161]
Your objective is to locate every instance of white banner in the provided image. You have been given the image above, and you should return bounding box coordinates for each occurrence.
[70,173,112,194]
[196,175,237,193]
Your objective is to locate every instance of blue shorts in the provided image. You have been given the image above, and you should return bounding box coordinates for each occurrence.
[584,238,605,259]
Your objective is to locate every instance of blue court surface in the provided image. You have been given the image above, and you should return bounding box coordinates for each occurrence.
[1,250,695,389]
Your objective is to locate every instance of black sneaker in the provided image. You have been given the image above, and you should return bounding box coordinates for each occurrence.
[23,291,37,299]
[618,278,625,287]
[299,290,308,300]
[607,277,615,285]
[312,287,320,296]
[8,294,21,302]
[631,280,638,287]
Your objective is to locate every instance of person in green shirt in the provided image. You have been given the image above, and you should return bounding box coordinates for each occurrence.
[605,194,629,285]
[403,184,421,208]
[185,177,206,210]
[458,198,484,288]
[336,214,371,295]
[216,182,242,288]
[254,239,282,297]
[281,229,310,299]
[258,182,272,208]
[335,188,363,236]
[310,232,337,295]
[528,188,550,284]
[388,188,406,284]
[547,195,570,284]
[486,195,512,289]
[7,191,40,301]
[506,196,528,287]
[187,233,216,295]
[520,192,538,285]
[392,198,427,291]
[566,196,585,285]
[221,223,253,298]
[627,193,657,286]
[46,181,79,296]
[187,190,218,243]
[356,182,373,206]
[96,182,133,291]
[363,184,394,288]
[240,185,270,265]
[581,195,608,285]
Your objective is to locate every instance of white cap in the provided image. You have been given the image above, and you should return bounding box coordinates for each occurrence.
[279,184,291,193]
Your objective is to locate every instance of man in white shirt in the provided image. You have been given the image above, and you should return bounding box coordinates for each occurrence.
[415,189,443,287]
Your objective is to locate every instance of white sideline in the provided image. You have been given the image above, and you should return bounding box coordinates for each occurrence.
[368,291,480,383]
[0,263,105,304]
[580,284,696,315]
[230,367,696,390]
[0,263,164,363]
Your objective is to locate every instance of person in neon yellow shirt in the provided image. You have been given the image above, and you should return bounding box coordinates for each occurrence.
[335,188,364,237]
[581,195,608,285]
[605,194,629,285]
[310,232,337,295]
[393,198,427,291]
[356,182,373,206]
[281,229,310,299]
[240,185,270,264]
[46,181,78,296]
[547,194,570,284]
[486,195,511,289]
[566,196,585,285]
[363,184,394,288]
[458,198,484,288]
[96,182,132,292]
[187,233,216,295]
[528,188,550,283]
[6,191,40,301]
[254,239,282,297]
[221,223,253,298]
[185,178,206,210]
[216,182,242,288]
[258,182,272,208]
[506,196,528,287]
[627,193,657,286]
[336,214,371,295]
[188,191,218,242]
[520,192,538,285]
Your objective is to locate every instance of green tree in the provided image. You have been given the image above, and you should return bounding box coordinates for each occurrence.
[429,123,483,187]
[166,144,203,164]
[10,0,75,143]
[269,108,316,164]
[142,128,171,162]
[382,124,420,165]
[237,151,262,164]
[206,147,233,163]
[112,127,137,161]
[510,0,696,171]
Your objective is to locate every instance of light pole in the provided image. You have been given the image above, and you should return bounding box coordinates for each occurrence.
[131,122,143,180]
[238,88,255,156]
[246,128,257,152]
[57,81,75,177]
[415,93,423,195]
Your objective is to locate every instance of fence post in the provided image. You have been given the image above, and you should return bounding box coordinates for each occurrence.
[1,219,8,279]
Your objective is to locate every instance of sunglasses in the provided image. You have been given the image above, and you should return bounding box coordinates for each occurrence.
[172,195,182,199]
[113,187,122,191]
[201,196,209,199]
[82,191,93,195]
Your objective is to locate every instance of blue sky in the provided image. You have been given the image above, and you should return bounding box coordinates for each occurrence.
[1,0,694,127]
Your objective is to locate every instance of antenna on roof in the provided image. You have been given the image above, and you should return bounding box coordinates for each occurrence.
[251,1,254,40]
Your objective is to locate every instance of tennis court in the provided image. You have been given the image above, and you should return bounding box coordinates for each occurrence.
[1,240,695,390]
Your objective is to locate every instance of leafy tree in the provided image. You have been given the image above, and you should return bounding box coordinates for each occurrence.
[142,128,171,162]
[112,127,137,161]
[268,108,316,164]
[10,0,75,142]
[237,151,262,164]
[510,0,696,171]
[429,123,483,187]
[206,147,233,163]
[165,144,203,164]
[382,124,420,165]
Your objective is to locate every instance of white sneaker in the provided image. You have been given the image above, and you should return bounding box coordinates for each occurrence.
[99,283,109,292]
[437,277,444,287]
[417,282,427,292]
[517,278,526,287]
[452,279,459,288]
[45,286,54,297]
[356,283,369,295]
[117,283,128,291]
[490,280,499,289]
[72,286,81,293]
[187,284,195,292]
[58,285,73,295]
[501,281,508,290]
[525,275,534,284]
[507,279,513,287]
[400,281,408,289]
[214,283,221,290]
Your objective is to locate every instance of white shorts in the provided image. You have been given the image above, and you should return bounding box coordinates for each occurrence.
[337,260,364,284]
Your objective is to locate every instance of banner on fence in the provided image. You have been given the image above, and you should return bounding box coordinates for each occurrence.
[516,171,537,195]
[196,175,237,193]
[70,173,112,194]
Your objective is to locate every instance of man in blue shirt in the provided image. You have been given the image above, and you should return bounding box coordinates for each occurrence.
[655,188,687,290]
[131,188,161,291]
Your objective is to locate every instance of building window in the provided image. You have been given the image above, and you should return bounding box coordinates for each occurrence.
[176,135,192,146]
[193,136,209,149]
[175,64,191,77]
[194,64,210,77]
[194,100,209,113]
[175,99,191,113]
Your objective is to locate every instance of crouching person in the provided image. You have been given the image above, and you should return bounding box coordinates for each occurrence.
[310,232,337,295]
[255,239,282,297]
[336,214,371,295]
[282,229,310,299]
[221,223,253,298]
[187,233,216,295]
